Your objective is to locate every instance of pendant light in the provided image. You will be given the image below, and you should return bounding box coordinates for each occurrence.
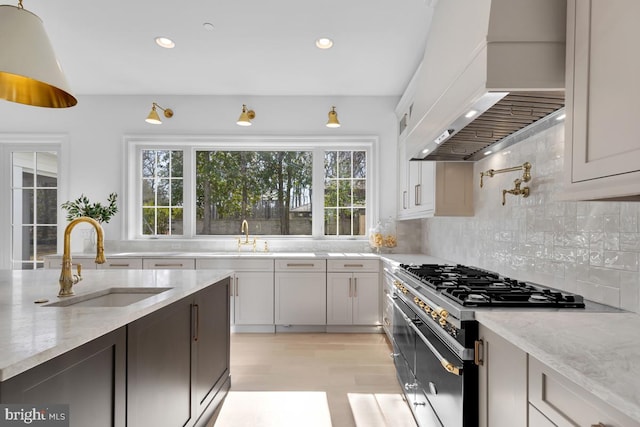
[145,102,174,125]
[236,104,255,126]
[0,1,77,108]
[326,106,340,128]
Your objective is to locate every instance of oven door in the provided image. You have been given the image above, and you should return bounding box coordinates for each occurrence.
[413,320,477,427]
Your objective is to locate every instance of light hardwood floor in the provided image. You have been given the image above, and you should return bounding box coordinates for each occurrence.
[210,333,417,427]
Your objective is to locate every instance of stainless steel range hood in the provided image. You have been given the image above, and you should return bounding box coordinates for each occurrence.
[401,0,567,161]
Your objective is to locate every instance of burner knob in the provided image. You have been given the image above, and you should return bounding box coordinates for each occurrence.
[434,308,449,319]
[431,311,439,320]
[424,306,431,313]
[418,301,425,309]
[414,297,420,304]
[439,317,447,327]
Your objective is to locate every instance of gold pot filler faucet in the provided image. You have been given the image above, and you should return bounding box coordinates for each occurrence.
[479,162,532,206]
[58,217,106,297]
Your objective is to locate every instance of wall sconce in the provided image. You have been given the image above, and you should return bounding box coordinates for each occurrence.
[0,1,77,108]
[145,102,174,125]
[236,104,255,126]
[326,106,341,128]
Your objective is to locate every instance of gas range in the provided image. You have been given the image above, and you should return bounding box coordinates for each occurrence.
[400,263,585,309]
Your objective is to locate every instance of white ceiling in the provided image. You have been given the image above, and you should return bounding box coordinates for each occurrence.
[29,0,435,97]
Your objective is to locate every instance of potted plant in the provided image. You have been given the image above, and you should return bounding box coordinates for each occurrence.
[61,192,118,224]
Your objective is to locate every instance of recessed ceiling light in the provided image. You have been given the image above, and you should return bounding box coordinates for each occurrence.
[484,150,492,156]
[555,113,566,121]
[155,36,175,49]
[315,37,333,49]
[465,110,478,119]
[203,23,215,31]
[421,148,429,154]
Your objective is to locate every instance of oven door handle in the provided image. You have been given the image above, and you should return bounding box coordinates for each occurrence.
[408,321,464,376]
[388,294,463,376]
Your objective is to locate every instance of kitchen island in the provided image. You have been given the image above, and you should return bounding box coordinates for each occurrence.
[0,268,233,427]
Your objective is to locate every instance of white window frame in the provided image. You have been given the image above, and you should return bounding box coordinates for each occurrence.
[0,134,69,269]
[124,135,379,240]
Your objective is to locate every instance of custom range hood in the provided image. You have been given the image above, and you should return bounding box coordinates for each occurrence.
[401,0,567,161]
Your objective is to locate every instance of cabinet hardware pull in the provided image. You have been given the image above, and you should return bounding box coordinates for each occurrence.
[286,263,315,267]
[344,263,364,268]
[193,304,199,342]
[154,263,183,267]
[415,184,422,206]
[403,191,408,209]
[348,277,352,297]
[235,277,239,297]
[591,424,606,427]
[474,340,484,366]
[354,278,358,298]
[109,263,130,267]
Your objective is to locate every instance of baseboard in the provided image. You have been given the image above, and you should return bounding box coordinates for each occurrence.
[325,325,383,333]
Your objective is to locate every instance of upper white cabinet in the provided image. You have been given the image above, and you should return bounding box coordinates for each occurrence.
[563,0,640,200]
[397,156,474,220]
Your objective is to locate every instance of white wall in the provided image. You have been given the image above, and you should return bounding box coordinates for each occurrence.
[423,122,640,313]
[0,94,402,253]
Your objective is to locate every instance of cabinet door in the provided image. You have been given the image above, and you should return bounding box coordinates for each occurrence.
[326,272,353,325]
[564,0,640,199]
[352,272,380,325]
[0,329,126,427]
[409,159,423,209]
[193,279,230,415]
[234,271,274,325]
[529,356,639,427]
[398,138,410,217]
[274,272,326,325]
[127,298,193,427]
[477,325,527,427]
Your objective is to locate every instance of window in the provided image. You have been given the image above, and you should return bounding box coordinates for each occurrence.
[141,150,183,235]
[324,150,366,236]
[11,151,58,269]
[128,137,375,239]
[195,151,312,235]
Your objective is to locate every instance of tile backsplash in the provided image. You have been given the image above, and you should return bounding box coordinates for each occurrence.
[422,122,640,313]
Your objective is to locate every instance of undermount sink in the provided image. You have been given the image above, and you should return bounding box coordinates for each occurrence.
[44,287,173,308]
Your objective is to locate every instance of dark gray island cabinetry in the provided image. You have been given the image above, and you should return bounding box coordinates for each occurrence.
[0,329,127,427]
[0,272,231,427]
[128,277,230,427]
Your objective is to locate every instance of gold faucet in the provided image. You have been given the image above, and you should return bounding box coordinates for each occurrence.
[238,220,257,251]
[58,217,106,297]
[502,178,530,206]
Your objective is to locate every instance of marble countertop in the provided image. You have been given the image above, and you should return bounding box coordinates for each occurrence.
[476,311,640,422]
[0,268,232,382]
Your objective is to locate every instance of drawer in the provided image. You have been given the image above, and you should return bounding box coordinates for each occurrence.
[98,258,143,269]
[528,356,639,427]
[142,258,195,270]
[275,259,326,272]
[327,259,379,272]
[196,258,274,271]
[45,257,98,270]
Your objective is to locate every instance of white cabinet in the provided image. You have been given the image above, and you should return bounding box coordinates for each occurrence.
[326,259,380,326]
[196,258,274,331]
[563,0,640,200]
[477,324,527,427]
[44,255,98,270]
[142,258,195,269]
[528,356,640,427]
[274,259,326,326]
[398,158,474,220]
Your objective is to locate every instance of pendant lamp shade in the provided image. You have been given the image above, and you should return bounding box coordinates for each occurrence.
[0,5,77,108]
